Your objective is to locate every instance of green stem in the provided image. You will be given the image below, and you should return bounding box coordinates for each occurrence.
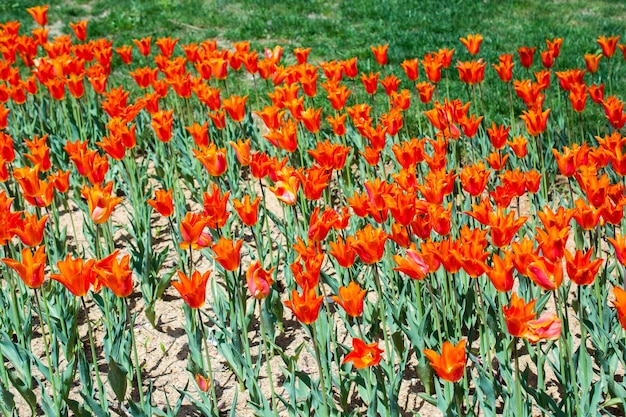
[81,297,108,410]
[34,289,60,410]
[311,324,330,417]
[125,298,145,406]
[197,309,220,415]
[258,301,279,417]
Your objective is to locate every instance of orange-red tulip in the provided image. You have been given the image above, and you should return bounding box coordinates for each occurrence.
[284,286,324,325]
[179,212,212,250]
[459,34,483,55]
[11,212,47,247]
[81,182,123,225]
[233,195,260,227]
[393,244,429,280]
[246,261,275,300]
[147,189,174,217]
[26,5,48,26]
[597,35,620,59]
[2,246,46,289]
[212,238,243,271]
[51,255,95,297]
[343,338,384,369]
[613,286,626,330]
[423,340,466,383]
[517,46,536,68]
[520,107,550,136]
[94,250,133,298]
[172,269,210,309]
[527,257,563,291]
[487,251,515,292]
[332,281,366,318]
[370,44,388,65]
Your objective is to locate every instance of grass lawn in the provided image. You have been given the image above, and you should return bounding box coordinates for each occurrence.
[2,0,625,66]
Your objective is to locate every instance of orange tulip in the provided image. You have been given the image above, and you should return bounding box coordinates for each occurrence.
[94,250,133,298]
[370,44,388,65]
[343,338,384,369]
[423,340,466,383]
[360,72,379,95]
[597,35,620,59]
[460,162,491,197]
[11,212,47,247]
[300,107,322,134]
[546,38,563,58]
[202,184,230,229]
[489,208,527,248]
[456,59,486,84]
[179,212,212,250]
[222,94,248,123]
[602,96,626,130]
[2,246,46,289]
[485,122,509,150]
[400,58,419,81]
[294,47,311,64]
[133,37,151,57]
[246,261,275,300]
[613,286,626,330]
[517,46,536,68]
[51,255,96,297]
[26,5,48,26]
[502,293,537,338]
[81,182,123,225]
[147,189,174,217]
[535,225,569,262]
[332,281,366,318]
[328,236,357,269]
[393,244,429,280]
[527,257,563,291]
[380,74,401,96]
[69,20,88,41]
[229,138,251,166]
[520,107,550,136]
[584,53,602,73]
[487,251,515,292]
[421,53,443,83]
[415,81,434,103]
[569,83,588,112]
[212,238,243,271]
[151,109,174,142]
[233,195,260,227]
[115,45,133,64]
[507,135,528,158]
[540,50,554,69]
[608,233,626,266]
[503,293,562,342]
[193,143,227,177]
[172,269,210,309]
[493,53,514,83]
[564,248,603,286]
[270,169,300,206]
[284,286,324,325]
[459,34,482,55]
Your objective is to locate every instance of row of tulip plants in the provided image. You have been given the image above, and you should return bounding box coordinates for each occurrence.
[1,5,626,417]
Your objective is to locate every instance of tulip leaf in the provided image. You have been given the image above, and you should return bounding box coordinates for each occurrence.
[107,356,128,403]
[81,392,110,417]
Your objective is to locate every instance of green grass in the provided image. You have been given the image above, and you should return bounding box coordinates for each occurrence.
[3,0,624,64]
[1,0,624,125]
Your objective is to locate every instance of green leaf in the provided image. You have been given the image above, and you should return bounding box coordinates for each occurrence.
[107,356,128,403]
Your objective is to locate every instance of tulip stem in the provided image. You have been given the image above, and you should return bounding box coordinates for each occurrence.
[311,324,331,417]
[258,301,279,417]
[125,298,145,406]
[372,264,394,366]
[81,297,108,411]
[197,309,219,415]
[34,289,60,410]
[514,338,523,416]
